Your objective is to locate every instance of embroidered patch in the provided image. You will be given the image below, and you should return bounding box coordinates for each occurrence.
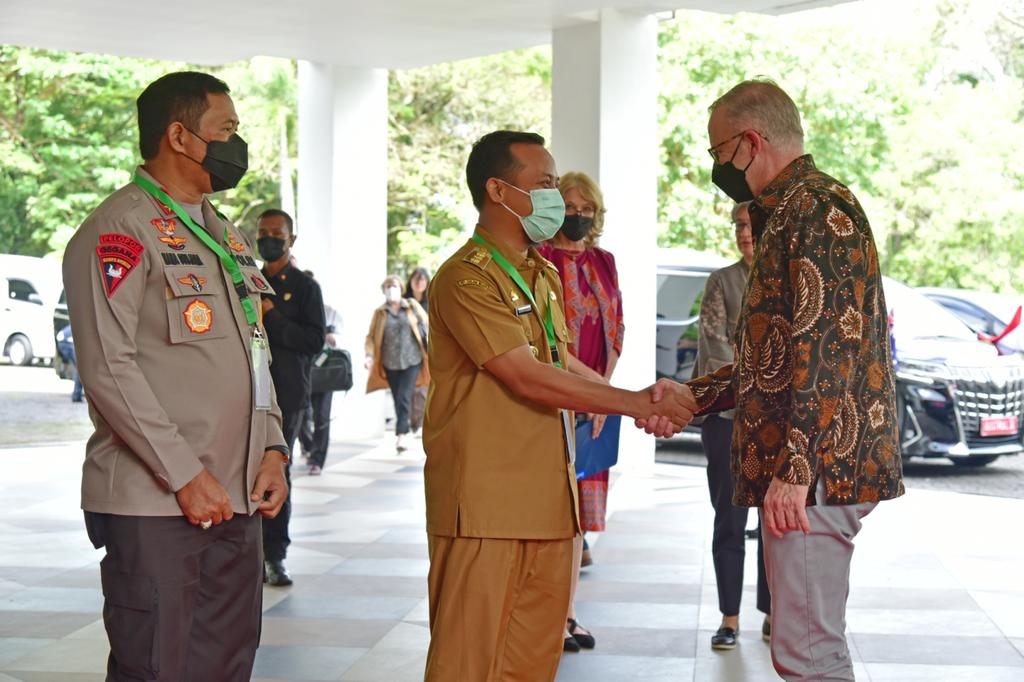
[151,218,187,251]
[183,299,213,334]
[226,229,247,254]
[250,275,268,291]
[463,248,492,270]
[161,252,205,267]
[177,274,208,293]
[457,278,490,290]
[96,234,144,298]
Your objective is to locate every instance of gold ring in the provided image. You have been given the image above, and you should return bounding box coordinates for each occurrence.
[200,519,213,530]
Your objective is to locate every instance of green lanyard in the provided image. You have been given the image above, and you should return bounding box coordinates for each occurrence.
[133,173,259,327]
[471,233,562,368]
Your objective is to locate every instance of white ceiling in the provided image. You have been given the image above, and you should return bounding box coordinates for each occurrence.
[0,0,851,68]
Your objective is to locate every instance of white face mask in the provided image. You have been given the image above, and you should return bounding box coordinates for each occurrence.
[385,286,402,303]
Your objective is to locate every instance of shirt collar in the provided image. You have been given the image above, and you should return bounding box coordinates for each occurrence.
[749,154,816,239]
[474,225,538,269]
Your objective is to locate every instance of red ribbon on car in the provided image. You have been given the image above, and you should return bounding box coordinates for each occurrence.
[978,305,1022,353]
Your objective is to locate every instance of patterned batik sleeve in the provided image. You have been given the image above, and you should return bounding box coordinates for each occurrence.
[697,272,733,373]
[686,363,736,415]
[774,190,867,486]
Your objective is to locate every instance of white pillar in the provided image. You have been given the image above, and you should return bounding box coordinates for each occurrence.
[297,61,389,440]
[552,10,659,470]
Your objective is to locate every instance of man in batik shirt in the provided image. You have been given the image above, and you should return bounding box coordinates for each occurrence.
[645,79,904,681]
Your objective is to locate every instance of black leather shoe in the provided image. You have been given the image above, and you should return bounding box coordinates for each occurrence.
[711,626,738,650]
[568,618,595,649]
[762,617,771,642]
[264,560,293,587]
[563,635,581,653]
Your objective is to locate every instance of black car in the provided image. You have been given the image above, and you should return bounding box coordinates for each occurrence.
[656,257,1024,467]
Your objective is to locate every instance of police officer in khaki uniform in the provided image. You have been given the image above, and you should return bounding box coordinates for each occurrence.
[62,72,289,681]
[423,130,695,681]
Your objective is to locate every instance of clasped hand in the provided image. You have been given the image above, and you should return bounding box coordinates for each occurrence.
[633,378,698,438]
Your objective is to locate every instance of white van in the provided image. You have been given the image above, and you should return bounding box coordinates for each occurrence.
[0,254,61,365]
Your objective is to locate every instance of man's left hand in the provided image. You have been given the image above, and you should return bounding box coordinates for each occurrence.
[762,477,811,538]
[261,298,274,314]
[251,450,289,518]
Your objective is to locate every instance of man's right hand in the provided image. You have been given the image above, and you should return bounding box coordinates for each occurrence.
[636,379,699,437]
[176,469,234,527]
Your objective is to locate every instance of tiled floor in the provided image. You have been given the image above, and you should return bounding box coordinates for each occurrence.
[1,437,1023,681]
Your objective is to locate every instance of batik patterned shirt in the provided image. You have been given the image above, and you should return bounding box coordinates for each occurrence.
[686,155,905,507]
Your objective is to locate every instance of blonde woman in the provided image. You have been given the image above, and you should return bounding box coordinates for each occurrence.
[538,171,624,653]
[365,275,430,452]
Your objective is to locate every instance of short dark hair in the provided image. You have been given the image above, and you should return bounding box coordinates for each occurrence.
[137,72,231,160]
[465,130,546,210]
[257,209,294,235]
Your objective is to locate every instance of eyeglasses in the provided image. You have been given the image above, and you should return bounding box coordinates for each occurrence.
[565,204,597,218]
[707,130,769,164]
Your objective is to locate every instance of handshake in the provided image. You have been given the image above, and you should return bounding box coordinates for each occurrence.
[630,378,699,438]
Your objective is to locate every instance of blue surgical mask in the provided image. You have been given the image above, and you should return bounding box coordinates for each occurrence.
[498,180,566,243]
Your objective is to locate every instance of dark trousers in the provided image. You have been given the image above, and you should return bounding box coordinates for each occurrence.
[84,512,262,682]
[262,408,303,562]
[301,391,334,468]
[384,363,420,436]
[701,414,771,617]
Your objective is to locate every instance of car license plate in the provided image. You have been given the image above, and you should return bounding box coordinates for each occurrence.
[980,415,1019,437]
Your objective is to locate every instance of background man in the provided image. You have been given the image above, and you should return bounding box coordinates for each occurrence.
[423,130,692,681]
[645,79,904,681]
[62,71,289,680]
[257,208,326,587]
[696,201,770,651]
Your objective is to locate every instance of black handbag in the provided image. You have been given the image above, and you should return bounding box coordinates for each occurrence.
[310,348,353,393]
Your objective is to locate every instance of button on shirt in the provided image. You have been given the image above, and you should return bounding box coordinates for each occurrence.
[423,226,579,540]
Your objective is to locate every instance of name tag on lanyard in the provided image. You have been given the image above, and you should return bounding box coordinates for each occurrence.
[251,327,272,410]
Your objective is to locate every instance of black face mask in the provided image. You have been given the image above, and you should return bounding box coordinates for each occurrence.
[560,214,593,242]
[184,129,249,192]
[257,236,287,263]
[711,136,755,203]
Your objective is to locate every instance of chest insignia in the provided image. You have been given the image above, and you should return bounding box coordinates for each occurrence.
[183,299,213,334]
[226,229,247,254]
[151,219,187,251]
[177,274,207,293]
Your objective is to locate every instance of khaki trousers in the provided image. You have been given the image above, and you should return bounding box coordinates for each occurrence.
[425,535,573,682]
[761,480,877,682]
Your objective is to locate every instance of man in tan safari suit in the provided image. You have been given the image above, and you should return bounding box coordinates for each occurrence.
[62,71,289,682]
[422,130,696,681]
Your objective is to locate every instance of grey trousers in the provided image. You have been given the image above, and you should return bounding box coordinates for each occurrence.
[760,481,876,681]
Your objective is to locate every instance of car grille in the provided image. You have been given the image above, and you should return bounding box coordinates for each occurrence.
[950,363,1024,445]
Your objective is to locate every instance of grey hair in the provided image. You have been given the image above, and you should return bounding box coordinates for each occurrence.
[710,78,804,151]
[731,201,751,221]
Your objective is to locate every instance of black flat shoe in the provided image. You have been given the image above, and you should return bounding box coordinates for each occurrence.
[568,618,595,649]
[264,559,293,587]
[711,626,738,651]
[762,617,771,642]
[563,635,581,653]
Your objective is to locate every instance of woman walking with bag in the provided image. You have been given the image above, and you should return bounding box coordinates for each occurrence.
[365,275,430,452]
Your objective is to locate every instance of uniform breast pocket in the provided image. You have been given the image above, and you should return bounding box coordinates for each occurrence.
[163,267,228,344]
[243,268,275,298]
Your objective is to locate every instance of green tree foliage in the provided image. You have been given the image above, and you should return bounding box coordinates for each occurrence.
[0,48,294,256]
[386,47,551,275]
[657,0,1024,293]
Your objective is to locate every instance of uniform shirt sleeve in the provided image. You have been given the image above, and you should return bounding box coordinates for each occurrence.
[697,271,732,374]
[263,277,326,355]
[774,189,866,487]
[434,268,528,368]
[63,218,204,492]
